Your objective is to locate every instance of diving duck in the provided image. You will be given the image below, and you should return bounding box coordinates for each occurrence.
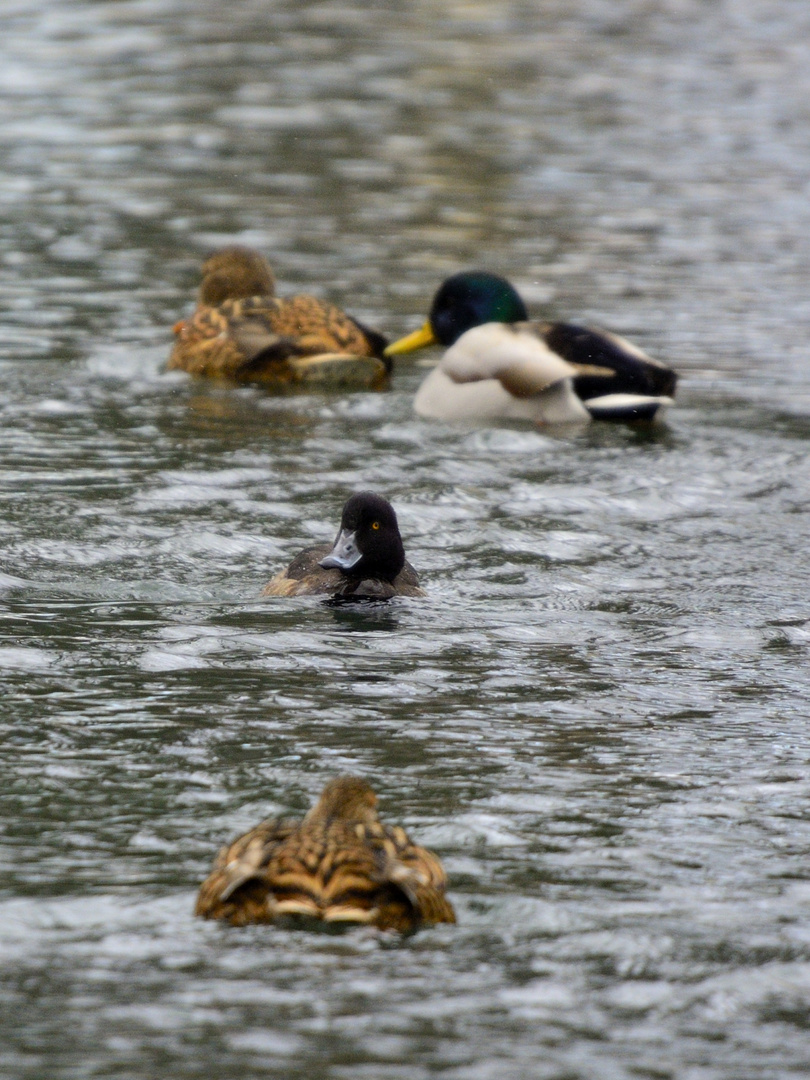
[384,271,677,423]
[169,246,390,390]
[195,775,456,932]
[263,491,424,600]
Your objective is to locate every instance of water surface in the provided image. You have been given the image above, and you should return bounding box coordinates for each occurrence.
[2,2,810,1078]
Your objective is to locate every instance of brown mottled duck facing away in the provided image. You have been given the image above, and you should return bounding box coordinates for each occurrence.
[168,246,390,390]
[195,776,456,932]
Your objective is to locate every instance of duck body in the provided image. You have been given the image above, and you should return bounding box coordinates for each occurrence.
[413,322,592,424]
[386,271,676,424]
[169,247,389,390]
[263,542,423,599]
[263,492,425,600]
[195,776,456,932]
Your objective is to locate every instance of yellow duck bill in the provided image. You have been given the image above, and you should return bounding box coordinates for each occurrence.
[383,321,438,357]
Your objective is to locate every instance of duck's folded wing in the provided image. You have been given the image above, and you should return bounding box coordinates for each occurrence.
[262,545,344,597]
[540,322,677,399]
[234,323,389,387]
[195,818,298,916]
[441,322,577,397]
[376,827,456,925]
[169,299,296,380]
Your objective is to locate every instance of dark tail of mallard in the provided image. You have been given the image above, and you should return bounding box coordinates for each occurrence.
[542,322,677,402]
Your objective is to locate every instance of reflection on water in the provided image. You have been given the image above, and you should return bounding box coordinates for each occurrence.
[2,1,810,1078]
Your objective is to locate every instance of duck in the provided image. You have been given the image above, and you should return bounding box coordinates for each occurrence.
[195,775,456,932]
[384,271,677,423]
[263,491,425,600]
[169,246,390,390]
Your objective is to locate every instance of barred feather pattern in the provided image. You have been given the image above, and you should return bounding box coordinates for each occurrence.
[195,777,455,932]
[169,295,387,384]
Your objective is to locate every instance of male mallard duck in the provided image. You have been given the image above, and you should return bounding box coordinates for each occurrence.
[263,491,424,599]
[169,246,390,390]
[384,271,676,423]
[195,775,456,932]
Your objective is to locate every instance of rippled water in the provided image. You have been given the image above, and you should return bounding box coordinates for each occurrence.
[2,1,810,1077]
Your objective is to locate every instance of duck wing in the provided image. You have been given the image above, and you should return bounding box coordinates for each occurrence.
[441,322,577,396]
[257,295,388,360]
[169,297,294,379]
[539,322,677,400]
[374,824,457,927]
[195,817,299,923]
[262,544,345,597]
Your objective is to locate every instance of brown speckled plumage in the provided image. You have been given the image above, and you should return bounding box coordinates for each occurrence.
[195,776,455,932]
[169,247,389,388]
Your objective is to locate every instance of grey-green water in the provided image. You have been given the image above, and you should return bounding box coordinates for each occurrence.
[2,2,810,1077]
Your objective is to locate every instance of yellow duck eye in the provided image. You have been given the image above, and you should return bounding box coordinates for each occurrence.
[371,521,380,531]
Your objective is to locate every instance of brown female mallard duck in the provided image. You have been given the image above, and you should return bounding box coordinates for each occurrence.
[263,491,425,600]
[169,247,390,390]
[195,775,456,932]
